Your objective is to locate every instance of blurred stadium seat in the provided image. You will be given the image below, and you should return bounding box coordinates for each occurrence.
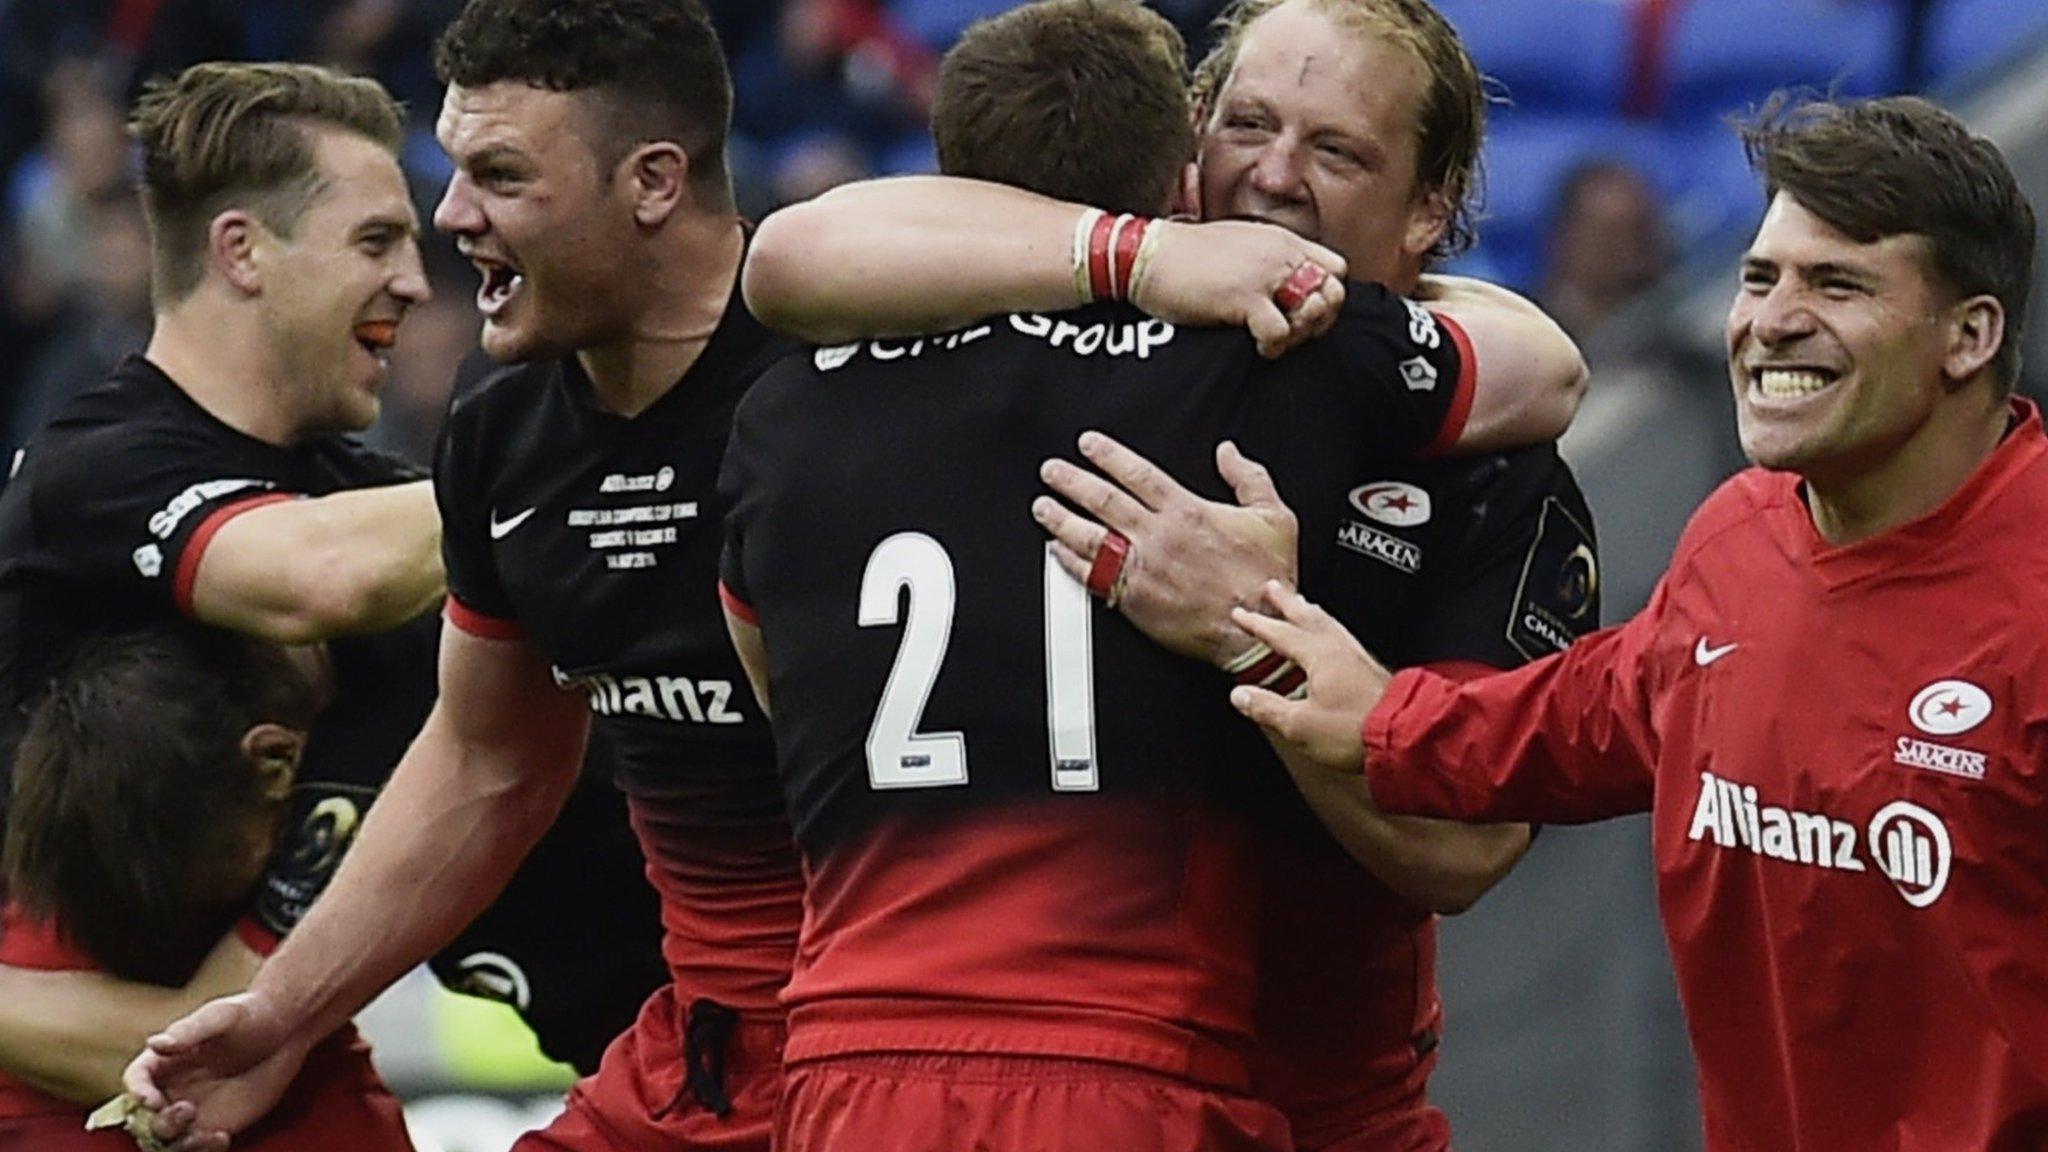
[1661,0,1904,122]
[1435,0,1635,114]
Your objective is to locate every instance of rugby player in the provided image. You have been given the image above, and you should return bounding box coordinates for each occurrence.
[1231,93,2048,1151]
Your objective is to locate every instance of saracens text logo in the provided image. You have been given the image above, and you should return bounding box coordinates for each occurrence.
[1908,679,1992,737]
[1686,771,1952,907]
[1348,481,1431,527]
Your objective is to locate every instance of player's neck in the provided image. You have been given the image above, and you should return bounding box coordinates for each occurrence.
[1803,385,2010,546]
[576,216,746,419]
[144,300,305,446]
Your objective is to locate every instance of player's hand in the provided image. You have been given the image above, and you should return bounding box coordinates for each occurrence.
[1035,435,1298,667]
[122,991,312,1146]
[1229,581,1393,773]
[1128,219,1346,359]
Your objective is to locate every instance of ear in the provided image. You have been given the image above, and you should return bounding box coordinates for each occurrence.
[1401,188,1452,265]
[1943,294,2005,385]
[208,210,266,295]
[241,722,305,802]
[624,141,690,228]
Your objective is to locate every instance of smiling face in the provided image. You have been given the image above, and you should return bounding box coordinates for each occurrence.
[253,126,428,433]
[434,81,643,363]
[1196,0,1446,290]
[1726,192,1966,486]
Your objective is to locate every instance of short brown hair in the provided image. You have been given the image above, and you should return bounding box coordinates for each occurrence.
[933,0,1193,217]
[1193,0,1486,262]
[1740,93,2036,391]
[3,626,321,986]
[434,0,736,211]
[131,61,405,303]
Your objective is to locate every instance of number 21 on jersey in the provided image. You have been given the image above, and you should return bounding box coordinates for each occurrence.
[859,531,1098,793]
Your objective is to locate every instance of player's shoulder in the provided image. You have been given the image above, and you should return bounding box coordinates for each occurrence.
[18,359,250,494]
[1669,467,1794,564]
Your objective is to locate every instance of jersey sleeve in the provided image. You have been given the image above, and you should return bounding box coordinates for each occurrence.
[1301,282,1476,459]
[432,396,523,639]
[30,420,297,615]
[1362,576,1668,826]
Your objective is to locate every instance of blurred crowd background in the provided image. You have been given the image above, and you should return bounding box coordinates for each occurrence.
[4,1,2048,1149]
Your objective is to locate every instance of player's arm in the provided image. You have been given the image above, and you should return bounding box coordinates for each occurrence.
[1416,275,1587,450]
[745,175,1346,355]
[0,932,260,1103]
[188,481,445,644]
[1232,584,1661,826]
[724,609,771,716]
[124,624,589,1138]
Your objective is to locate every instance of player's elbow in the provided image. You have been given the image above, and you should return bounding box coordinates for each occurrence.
[744,205,853,343]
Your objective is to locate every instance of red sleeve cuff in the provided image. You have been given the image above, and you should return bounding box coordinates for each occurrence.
[1418,311,1477,459]
[445,595,526,640]
[234,914,282,957]
[718,580,758,625]
[1361,666,1440,806]
[171,493,298,612]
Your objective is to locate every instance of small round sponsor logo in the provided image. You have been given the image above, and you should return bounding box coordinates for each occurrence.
[655,465,675,491]
[1908,679,1992,736]
[1348,481,1431,528]
[1868,800,1952,908]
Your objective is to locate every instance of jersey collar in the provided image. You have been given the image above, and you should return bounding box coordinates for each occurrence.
[1799,397,2046,588]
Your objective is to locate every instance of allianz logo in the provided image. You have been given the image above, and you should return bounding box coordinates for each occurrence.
[555,669,745,725]
[1686,771,1951,908]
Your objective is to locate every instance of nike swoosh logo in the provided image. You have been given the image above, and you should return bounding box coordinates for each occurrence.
[489,507,538,539]
[1694,638,1739,666]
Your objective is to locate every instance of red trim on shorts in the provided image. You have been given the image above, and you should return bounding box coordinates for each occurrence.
[719,581,759,625]
[236,913,283,957]
[171,493,297,612]
[1418,312,1478,459]
[445,596,527,641]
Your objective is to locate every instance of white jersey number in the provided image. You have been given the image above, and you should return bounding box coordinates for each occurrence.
[859,532,1099,792]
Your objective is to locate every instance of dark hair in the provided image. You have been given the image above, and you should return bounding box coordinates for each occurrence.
[3,626,322,985]
[434,0,736,211]
[1741,92,2036,391]
[130,61,405,302]
[1193,0,1487,263]
[933,0,1193,217]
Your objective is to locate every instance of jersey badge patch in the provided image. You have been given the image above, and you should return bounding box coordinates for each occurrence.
[132,543,164,579]
[1506,496,1598,660]
[1908,679,1992,737]
[1348,481,1431,527]
[258,783,375,935]
[1399,356,1439,392]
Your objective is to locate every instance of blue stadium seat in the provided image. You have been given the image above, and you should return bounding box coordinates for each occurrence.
[1662,0,1905,124]
[1472,112,1681,290]
[893,0,1015,53]
[1434,0,1635,114]
[1928,0,2048,88]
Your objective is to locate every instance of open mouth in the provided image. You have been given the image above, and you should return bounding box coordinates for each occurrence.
[473,256,525,318]
[1751,366,1840,401]
[353,319,399,367]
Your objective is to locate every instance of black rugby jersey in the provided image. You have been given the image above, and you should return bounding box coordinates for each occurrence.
[0,355,434,937]
[435,279,802,1013]
[718,284,1472,1082]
